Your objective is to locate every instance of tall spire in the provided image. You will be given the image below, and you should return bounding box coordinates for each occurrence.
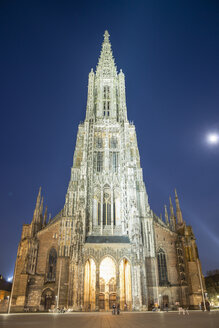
[175,189,184,225]
[169,196,176,231]
[43,206,47,227]
[104,30,110,42]
[169,196,174,218]
[39,197,44,221]
[164,205,169,226]
[32,187,41,222]
[96,30,117,77]
[84,31,128,122]
[31,187,43,235]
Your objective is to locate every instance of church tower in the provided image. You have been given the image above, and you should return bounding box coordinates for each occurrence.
[62,31,155,311]
[9,31,205,313]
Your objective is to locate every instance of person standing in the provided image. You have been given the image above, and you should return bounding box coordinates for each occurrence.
[164,303,169,312]
[206,301,210,311]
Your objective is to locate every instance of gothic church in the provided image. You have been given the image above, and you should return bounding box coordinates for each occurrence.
[11,31,205,312]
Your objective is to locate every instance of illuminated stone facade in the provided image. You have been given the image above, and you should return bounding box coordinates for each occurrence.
[11,31,205,312]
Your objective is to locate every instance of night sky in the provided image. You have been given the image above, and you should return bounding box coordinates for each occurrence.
[0,0,219,279]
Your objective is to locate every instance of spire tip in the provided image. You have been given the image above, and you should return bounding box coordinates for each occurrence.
[104,30,110,42]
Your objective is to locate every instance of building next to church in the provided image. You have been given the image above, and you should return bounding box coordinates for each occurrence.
[0,275,12,313]
[10,31,205,312]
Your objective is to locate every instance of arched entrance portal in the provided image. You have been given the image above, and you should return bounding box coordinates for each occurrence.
[41,288,55,311]
[120,258,132,310]
[162,295,169,310]
[99,257,116,311]
[84,258,96,311]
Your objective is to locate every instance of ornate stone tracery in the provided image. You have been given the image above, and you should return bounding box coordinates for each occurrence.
[10,31,205,314]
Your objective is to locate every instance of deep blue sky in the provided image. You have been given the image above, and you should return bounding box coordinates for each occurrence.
[0,0,219,279]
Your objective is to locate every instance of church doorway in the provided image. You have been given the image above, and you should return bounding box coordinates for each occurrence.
[119,258,132,310]
[41,288,55,311]
[162,295,169,309]
[99,293,105,310]
[109,293,116,309]
[84,258,96,311]
[99,257,116,311]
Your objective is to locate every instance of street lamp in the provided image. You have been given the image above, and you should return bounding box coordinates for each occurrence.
[159,294,162,310]
[7,296,10,314]
[196,259,206,311]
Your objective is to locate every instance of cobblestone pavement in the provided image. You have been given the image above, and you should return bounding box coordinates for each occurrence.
[0,312,218,328]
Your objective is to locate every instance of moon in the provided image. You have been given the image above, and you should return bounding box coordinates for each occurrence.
[207,133,219,144]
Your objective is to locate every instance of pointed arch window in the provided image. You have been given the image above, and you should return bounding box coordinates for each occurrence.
[100,278,105,293]
[157,249,168,286]
[110,136,117,148]
[102,187,116,226]
[109,277,116,293]
[110,152,119,173]
[94,151,103,172]
[103,86,110,117]
[93,189,101,226]
[103,189,111,225]
[95,136,103,148]
[47,248,57,282]
[98,201,101,225]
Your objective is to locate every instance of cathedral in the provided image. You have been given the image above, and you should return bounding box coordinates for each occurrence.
[11,31,205,312]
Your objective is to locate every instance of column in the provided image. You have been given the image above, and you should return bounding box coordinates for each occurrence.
[116,265,120,307]
[105,284,109,311]
[111,186,114,235]
[95,267,100,311]
[101,189,103,235]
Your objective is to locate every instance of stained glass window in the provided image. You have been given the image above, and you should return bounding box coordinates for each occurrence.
[157,249,168,286]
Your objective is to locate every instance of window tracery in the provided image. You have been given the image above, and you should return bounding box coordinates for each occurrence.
[103,188,111,225]
[95,136,103,148]
[47,248,57,282]
[110,152,119,173]
[94,151,103,172]
[157,249,168,286]
[103,86,110,117]
[110,136,117,148]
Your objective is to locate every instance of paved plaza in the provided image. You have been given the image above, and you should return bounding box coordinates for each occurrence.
[0,312,218,328]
